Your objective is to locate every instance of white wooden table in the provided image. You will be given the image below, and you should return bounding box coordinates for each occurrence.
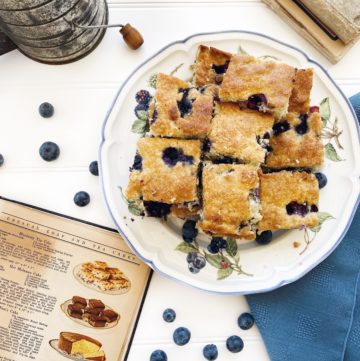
[1,1,359,360]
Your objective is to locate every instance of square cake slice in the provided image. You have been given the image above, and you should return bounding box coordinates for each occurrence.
[288,68,314,113]
[198,163,261,240]
[193,45,232,87]
[205,102,274,164]
[125,137,201,217]
[149,73,213,138]
[265,111,324,169]
[258,170,319,232]
[219,55,296,118]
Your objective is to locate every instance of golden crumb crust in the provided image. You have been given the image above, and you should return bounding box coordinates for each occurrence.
[266,112,324,169]
[288,68,313,113]
[149,73,213,138]
[198,163,259,239]
[219,55,296,111]
[126,137,201,204]
[193,45,232,87]
[258,171,319,232]
[208,102,274,164]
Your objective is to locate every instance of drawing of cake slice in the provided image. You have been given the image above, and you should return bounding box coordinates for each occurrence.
[58,332,105,361]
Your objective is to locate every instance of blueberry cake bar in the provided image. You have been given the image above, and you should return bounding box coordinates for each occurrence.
[265,111,324,169]
[148,73,214,138]
[125,137,201,217]
[288,68,313,114]
[198,163,261,240]
[219,55,296,119]
[205,102,274,164]
[258,170,319,232]
[193,45,232,87]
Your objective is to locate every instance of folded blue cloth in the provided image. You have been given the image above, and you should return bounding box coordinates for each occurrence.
[247,93,360,361]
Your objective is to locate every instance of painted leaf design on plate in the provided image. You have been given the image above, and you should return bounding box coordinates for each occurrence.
[325,143,343,161]
[175,242,198,254]
[320,97,330,126]
[217,267,233,280]
[237,45,249,55]
[131,118,148,134]
[226,238,238,257]
[310,212,335,233]
[204,253,223,268]
[148,73,158,88]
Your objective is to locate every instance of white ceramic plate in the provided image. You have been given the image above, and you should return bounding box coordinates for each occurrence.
[99,31,360,294]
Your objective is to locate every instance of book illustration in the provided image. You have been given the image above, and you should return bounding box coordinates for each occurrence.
[61,296,120,329]
[49,332,106,361]
[73,261,131,295]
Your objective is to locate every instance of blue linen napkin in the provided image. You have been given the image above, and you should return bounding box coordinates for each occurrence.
[246,93,360,361]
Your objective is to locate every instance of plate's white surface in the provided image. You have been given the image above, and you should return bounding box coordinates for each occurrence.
[99,31,360,294]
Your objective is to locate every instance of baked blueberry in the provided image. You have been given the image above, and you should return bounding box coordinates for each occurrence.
[177,89,193,117]
[226,335,244,353]
[39,141,60,161]
[247,93,267,111]
[0,153,4,167]
[295,114,308,135]
[286,202,308,217]
[162,308,176,323]
[150,108,158,124]
[150,350,167,361]
[202,138,212,152]
[263,132,270,139]
[182,220,198,242]
[203,344,218,360]
[38,102,54,118]
[173,327,191,346]
[135,103,149,118]
[135,90,152,105]
[212,156,234,164]
[74,191,90,207]
[89,161,99,176]
[238,312,255,330]
[143,201,171,218]
[255,230,273,245]
[131,154,143,171]
[315,172,327,189]
[162,147,194,167]
[272,121,290,136]
[311,204,319,212]
[212,60,230,75]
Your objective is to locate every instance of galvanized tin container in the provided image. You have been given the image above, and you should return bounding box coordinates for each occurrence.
[0,0,108,64]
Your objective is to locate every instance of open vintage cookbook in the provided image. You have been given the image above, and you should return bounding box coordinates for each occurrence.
[0,197,152,361]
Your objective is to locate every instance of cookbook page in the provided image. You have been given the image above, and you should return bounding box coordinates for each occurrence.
[0,198,151,361]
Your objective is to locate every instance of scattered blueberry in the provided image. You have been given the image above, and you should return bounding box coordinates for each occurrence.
[150,350,167,361]
[226,335,244,353]
[202,138,212,152]
[177,88,193,117]
[238,312,255,330]
[74,191,90,207]
[0,153,4,167]
[315,172,327,189]
[311,204,319,212]
[212,60,230,75]
[173,327,191,346]
[162,147,194,167]
[203,344,218,360]
[286,202,308,217]
[247,93,267,111]
[295,113,308,135]
[134,103,149,118]
[255,230,273,245]
[38,102,54,118]
[272,121,290,136]
[136,89,152,105]
[89,160,99,176]
[131,154,143,171]
[182,220,198,242]
[39,141,60,161]
[263,132,270,139]
[163,308,176,323]
[143,201,171,218]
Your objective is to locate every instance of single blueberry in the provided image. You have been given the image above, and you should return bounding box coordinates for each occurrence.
[272,121,290,136]
[143,201,171,218]
[263,132,270,139]
[311,204,319,212]
[203,344,218,360]
[173,327,191,346]
[238,312,255,330]
[0,153,4,167]
[39,141,60,161]
[38,102,54,118]
[247,93,267,111]
[187,252,198,263]
[177,89,193,117]
[193,255,206,269]
[74,191,90,207]
[207,243,219,254]
[188,262,200,274]
[89,160,99,176]
[163,308,176,323]
[255,230,273,245]
[135,89,152,105]
[150,350,167,361]
[131,154,143,171]
[265,144,273,152]
[202,138,212,152]
[315,172,327,189]
[295,113,309,135]
[286,202,308,217]
[182,220,198,242]
[226,335,244,353]
[134,103,149,118]
[212,60,230,75]
[162,147,193,167]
